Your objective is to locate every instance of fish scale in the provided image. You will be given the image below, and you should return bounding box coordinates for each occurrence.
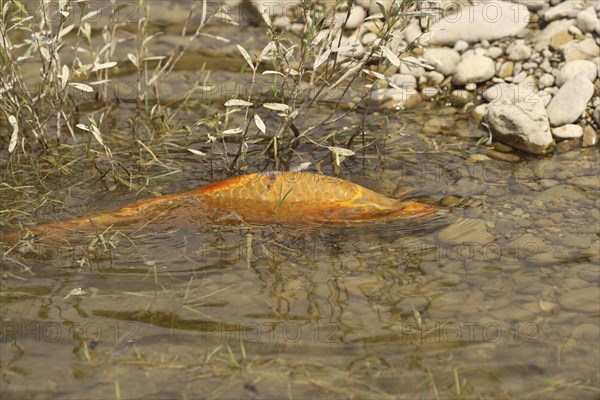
[1,172,436,246]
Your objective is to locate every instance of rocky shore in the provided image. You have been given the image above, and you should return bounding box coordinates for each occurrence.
[252,0,599,156]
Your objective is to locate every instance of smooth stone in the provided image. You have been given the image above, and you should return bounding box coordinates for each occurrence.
[570,324,600,342]
[540,58,552,72]
[370,87,419,103]
[565,278,592,290]
[372,88,421,109]
[534,19,575,51]
[492,142,514,153]
[467,154,492,163]
[594,106,600,126]
[544,0,582,21]
[539,299,560,314]
[422,117,445,134]
[361,31,378,46]
[577,7,600,34]
[550,30,575,50]
[570,175,600,191]
[568,25,585,38]
[582,125,598,147]
[507,233,549,262]
[577,264,600,283]
[556,59,597,86]
[421,86,439,99]
[424,70,444,85]
[511,0,546,11]
[465,82,477,91]
[367,1,385,15]
[428,2,530,46]
[484,94,555,155]
[448,89,471,106]
[513,61,523,75]
[453,55,495,85]
[423,47,460,75]
[438,218,494,244]
[555,139,581,153]
[552,124,583,140]
[512,71,528,83]
[538,73,555,89]
[483,78,536,103]
[397,296,430,315]
[487,46,503,59]
[453,40,469,53]
[344,5,366,29]
[507,40,532,61]
[491,305,538,322]
[560,38,600,62]
[289,23,304,36]
[471,104,488,124]
[559,287,600,313]
[537,184,587,202]
[546,74,594,126]
[483,149,520,162]
[364,20,384,34]
[541,178,560,190]
[403,19,421,44]
[537,90,552,107]
[498,61,514,78]
[389,73,417,89]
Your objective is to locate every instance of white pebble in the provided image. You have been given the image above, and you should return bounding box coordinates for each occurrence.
[555,59,598,86]
[507,40,532,61]
[552,124,584,139]
[537,90,553,107]
[577,7,600,34]
[465,82,477,91]
[513,71,528,83]
[421,87,439,99]
[390,74,417,89]
[454,40,469,53]
[424,71,445,85]
[540,58,552,73]
[361,32,378,46]
[538,73,555,89]
[487,47,504,59]
[344,6,366,30]
[403,20,422,44]
[453,55,495,85]
[513,62,523,74]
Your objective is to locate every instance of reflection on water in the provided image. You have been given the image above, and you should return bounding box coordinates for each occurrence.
[2,153,599,398]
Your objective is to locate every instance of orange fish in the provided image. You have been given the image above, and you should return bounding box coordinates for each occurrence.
[1,172,436,246]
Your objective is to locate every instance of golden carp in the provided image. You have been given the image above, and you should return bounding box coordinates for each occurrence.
[1,172,436,246]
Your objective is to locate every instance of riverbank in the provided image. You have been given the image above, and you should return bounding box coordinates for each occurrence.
[252,0,599,156]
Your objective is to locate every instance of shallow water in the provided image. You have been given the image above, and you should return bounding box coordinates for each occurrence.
[2,109,598,399]
[1,2,599,399]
